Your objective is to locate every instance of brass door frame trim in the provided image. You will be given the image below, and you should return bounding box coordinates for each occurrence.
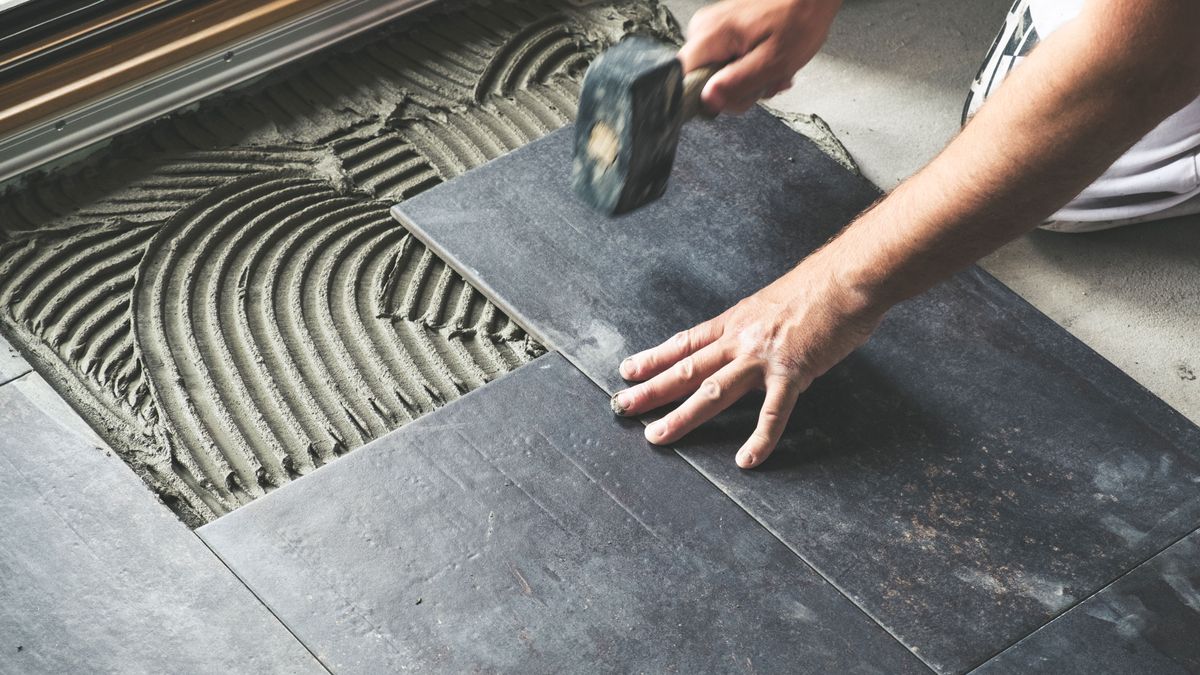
[0,0,334,133]
[0,1,192,76]
[0,0,437,184]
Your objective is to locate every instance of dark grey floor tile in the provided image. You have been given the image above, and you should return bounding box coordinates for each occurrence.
[0,374,324,675]
[0,333,30,386]
[199,354,929,674]
[974,529,1200,674]
[390,108,1200,673]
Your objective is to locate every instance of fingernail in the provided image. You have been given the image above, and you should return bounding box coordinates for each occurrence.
[619,358,634,378]
[736,448,755,468]
[610,392,630,416]
[646,421,665,442]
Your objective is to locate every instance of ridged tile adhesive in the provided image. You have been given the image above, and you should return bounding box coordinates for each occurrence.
[0,0,681,526]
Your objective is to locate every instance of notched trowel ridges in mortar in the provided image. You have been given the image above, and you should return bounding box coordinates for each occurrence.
[0,0,682,525]
[131,172,530,516]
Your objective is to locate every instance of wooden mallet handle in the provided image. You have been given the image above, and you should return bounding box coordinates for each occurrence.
[681,64,720,121]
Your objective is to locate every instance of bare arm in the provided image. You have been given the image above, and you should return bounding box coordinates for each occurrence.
[831,0,1200,307]
[613,0,1200,468]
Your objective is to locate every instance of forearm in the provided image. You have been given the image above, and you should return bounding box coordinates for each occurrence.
[617,0,1200,467]
[816,0,1200,310]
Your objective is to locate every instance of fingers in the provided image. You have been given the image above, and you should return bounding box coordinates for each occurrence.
[766,78,794,98]
[678,7,745,73]
[677,30,739,75]
[620,318,722,382]
[735,377,802,469]
[703,39,785,113]
[612,341,727,416]
[644,359,757,445]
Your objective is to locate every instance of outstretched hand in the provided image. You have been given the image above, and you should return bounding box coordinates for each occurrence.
[611,254,884,468]
[678,0,842,113]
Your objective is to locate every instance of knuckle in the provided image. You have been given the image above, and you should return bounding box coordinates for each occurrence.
[687,12,713,37]
[689,5,714,25]
[760,406,783,425]
[717,337,738,361]
[750,429,774,445]
[762,39,788,66]
[688,8,730,44]
[671,330,690,351]
[674,356,697,382]
[701,377,723,401]
[733,297,755,313]
[779,353,810,377]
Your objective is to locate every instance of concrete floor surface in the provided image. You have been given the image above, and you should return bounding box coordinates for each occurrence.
[663,0,1200,425]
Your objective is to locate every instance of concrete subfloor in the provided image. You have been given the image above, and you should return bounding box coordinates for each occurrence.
[663,0,1200,426]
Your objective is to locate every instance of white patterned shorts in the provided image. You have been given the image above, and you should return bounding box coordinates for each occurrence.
[962,0,1200,232]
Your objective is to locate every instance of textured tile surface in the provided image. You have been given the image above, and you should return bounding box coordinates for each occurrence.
[392,109,1200,673]
[976,529,1200,674]
[0,374,324,675]
[200,355,928,674]
[0,332,30,386]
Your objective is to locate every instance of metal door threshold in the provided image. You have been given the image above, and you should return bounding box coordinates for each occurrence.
[0,0,437,183]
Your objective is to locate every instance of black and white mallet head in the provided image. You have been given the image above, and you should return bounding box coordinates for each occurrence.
[572,36,716,216]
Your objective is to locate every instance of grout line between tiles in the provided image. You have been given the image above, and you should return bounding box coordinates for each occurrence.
[962,520,1200,673]
[194,532,336,675]
[550,344,1200,675]
[0,368,33,389]
[669,447,941,672]
[3,363,331,670]
[564,358,941,674]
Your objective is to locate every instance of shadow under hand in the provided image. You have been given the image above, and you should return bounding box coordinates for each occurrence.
[666,349,945,479]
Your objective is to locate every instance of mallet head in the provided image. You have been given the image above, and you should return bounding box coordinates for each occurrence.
[572,36,686,216]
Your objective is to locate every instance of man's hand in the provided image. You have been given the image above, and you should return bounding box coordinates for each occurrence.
[678,0,842,113]
[611,252,884,469]
[618,0,1200,470]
